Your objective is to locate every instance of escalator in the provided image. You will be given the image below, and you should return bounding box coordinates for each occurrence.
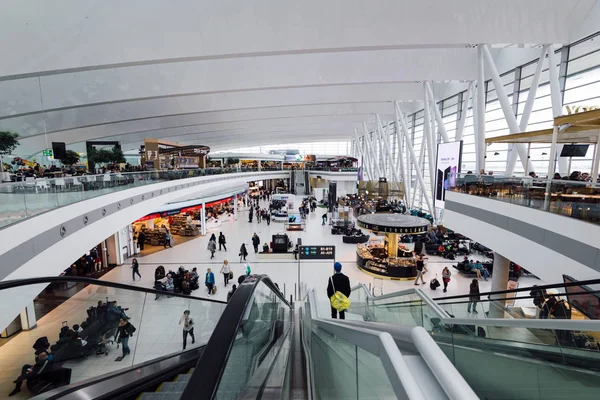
[1,274,479,399]
[344,279,600,400]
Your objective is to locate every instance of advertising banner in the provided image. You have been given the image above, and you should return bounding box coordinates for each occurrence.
[434,140,463,209]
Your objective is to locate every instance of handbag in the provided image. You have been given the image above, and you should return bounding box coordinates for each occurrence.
[329,277,351,312]
[229,271,234,279]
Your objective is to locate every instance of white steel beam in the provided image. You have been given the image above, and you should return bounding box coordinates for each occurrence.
[476,45,486,172]
[396,102,434,216]
[483,44,528,175]
[377,114,402,187]
[456,82,474,141]
[425,81,450,143]
[547,44,568,176]
[363,122,382,178]
[423,84,437,196]
[506,45,548,175]
[394,112,411,207]
[354,129,370,181]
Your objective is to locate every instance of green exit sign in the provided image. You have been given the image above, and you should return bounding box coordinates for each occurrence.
[42,149,53,156]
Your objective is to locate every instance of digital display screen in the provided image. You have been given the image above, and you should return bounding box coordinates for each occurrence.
[299,245,336,260]
[563,275,600,319]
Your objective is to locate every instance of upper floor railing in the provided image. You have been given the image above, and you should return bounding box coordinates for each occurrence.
[448,173,600,226]
[0,168,287,230]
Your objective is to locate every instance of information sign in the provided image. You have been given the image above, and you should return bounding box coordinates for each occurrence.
[299,245,336,260]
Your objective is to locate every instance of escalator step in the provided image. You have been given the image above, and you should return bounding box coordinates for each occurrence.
[175,374,191,382]
[157,382,187,393]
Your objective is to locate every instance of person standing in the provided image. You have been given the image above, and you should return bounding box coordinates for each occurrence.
[413,254,426,285]
[266,211,271,226]
[207,238,217,259]
[137,231,146,251]
[131,258,142,281]
[239,243,248,262]
[442,267,451,293]
[322,212,328,226]
[115,317,136,357]
[227,284,237,302]
[179,310,195,350]
[205,268,215,295]
[245,263,252,276]
[164,229,173,248]
[218,232,227,251]
[467,279,480,314]
[252,233,260,253]
[220,260,231,286]
[326,262,351,319]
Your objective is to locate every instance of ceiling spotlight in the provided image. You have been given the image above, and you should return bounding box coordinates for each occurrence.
[542,152,548,156]
[493,152,500,156]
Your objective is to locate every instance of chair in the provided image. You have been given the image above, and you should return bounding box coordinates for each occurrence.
[35,180,49,192]
[54,178,66,191]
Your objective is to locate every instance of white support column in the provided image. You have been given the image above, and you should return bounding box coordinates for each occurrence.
[591,134,600,187]
[374,120,386,178]
[543,124,559,210]
[354,128,370,181]
[507,45,548,175]
[483,45,529,175]
[201,203,207,236]
[425,81,450,143]
[394,106,411,207]
[396,102,434,216]
[363,122,382,178]
[257,159,261,171]
[548,44,568,176]
[423,84,436,196]
[377,114,401,185]
[456,82,474,141]
[413,139,426,209]
[476,45,486,173]
[489,252,511,318]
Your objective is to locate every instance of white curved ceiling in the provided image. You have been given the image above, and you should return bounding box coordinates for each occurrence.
[0,0,597,156]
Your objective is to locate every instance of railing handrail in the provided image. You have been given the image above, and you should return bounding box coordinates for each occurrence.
[0,275,228,304]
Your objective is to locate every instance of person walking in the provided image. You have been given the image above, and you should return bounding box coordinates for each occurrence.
[442,267,451,293]
[137,231,146,251]
[227,284,237,302]
[245,263,252,276]
[322,212,328,226]
[467,279,480,314]
[326,262,351,320]
[115,317,136,358]
[220,260,231,286]
[205,268,215,295]
[207,237,217,259]
[239,243,248,262]
[252,233,260,253]
[266,211,271,225]
[248,207,254,223]
[179,310,195,350]
[218,232,227,251]
[164,229,173,248]
[413,254,426,285]
[131,258,142,281]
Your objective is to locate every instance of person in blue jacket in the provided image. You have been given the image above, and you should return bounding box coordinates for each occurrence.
[205,268,215,295]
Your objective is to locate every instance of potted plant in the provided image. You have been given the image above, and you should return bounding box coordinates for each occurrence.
[0,131,20,182]
[59,150,80,169]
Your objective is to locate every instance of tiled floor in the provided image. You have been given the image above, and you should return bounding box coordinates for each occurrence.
[0,195,544,398]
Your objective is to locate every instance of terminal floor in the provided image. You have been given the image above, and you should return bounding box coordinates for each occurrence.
[0,196,545,398]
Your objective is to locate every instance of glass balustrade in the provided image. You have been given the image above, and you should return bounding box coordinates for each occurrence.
[448,173,600,225]
[0,168,279,229]
[0,278,226,395]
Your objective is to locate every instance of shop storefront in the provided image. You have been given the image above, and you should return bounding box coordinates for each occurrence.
[355,214,430,280]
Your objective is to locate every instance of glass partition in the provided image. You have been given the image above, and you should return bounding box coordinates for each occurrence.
[0,279,226,395]
[448,173,600,225]
[213,280,291,399]
[0,168,271,229]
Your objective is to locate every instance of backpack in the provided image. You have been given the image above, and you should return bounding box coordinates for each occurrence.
[329,277,351,312]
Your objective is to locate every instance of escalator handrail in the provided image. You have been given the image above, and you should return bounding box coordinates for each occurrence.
[0,276,228,304]
[180,274,291,400]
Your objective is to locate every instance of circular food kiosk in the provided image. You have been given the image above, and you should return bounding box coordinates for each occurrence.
[356,214,430,280]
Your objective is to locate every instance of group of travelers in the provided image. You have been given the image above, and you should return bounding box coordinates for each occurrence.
[154,265,200,296]
[462,257,491,281]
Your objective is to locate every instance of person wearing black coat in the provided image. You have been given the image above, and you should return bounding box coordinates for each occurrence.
[218,232,227,251]
[467,279,480,313]
[326,262,351,320]
[251,233,260,253]
[239,243,248,262]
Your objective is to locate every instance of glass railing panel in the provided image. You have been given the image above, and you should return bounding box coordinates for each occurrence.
[448,173,600,225]
[0,168,280,229]
[0,279,226,395]
[356,346,396,399]
[214,281,290,400]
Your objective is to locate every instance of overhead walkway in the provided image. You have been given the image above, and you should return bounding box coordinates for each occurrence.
[0,275,477,400]
[345,280,600,400]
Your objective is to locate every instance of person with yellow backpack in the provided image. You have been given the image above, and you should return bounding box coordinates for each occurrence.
[327,262,351,319]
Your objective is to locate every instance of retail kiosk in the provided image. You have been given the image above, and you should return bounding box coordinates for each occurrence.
[356,214,430,280]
